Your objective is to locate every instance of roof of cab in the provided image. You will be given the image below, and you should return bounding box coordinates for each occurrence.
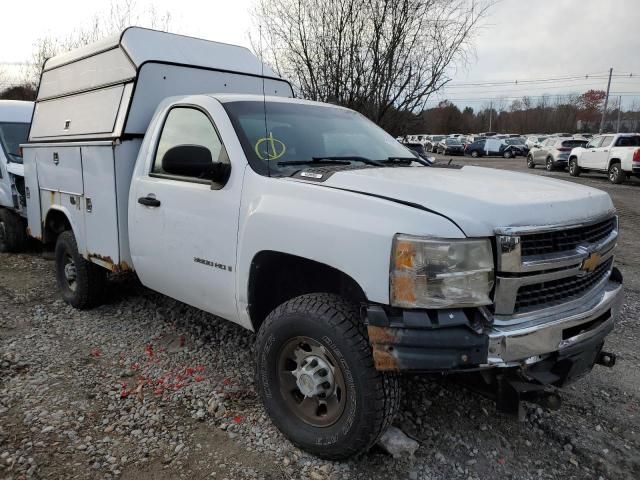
[0,100,34,123]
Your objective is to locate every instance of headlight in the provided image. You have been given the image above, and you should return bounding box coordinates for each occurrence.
[390,235,494,309]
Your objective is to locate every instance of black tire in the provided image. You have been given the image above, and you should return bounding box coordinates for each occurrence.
[608,162,625,184]
[255,293,400,460]
[526,155,535,169]
[546,157,555,172]
[0,208,26,253]
[569,158,581,177]
[503,150,513,159]
[55,230,106,309]
[470,150,479,158]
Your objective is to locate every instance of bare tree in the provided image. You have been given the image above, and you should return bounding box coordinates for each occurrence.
[253,0,494,131]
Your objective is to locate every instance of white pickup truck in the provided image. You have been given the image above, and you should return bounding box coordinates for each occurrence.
[568,133,640,183]
[0,100,33,252]
[23,28,623,459]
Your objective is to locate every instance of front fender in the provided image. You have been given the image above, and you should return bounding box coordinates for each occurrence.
[235,170,464,325]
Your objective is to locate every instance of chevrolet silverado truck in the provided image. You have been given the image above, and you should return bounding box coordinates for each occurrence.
[0,100,33,252]
[568,133,640,183]
[23,28,622,460]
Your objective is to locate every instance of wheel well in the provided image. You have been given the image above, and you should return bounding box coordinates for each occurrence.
[608,158,621,168]
[247,251,367,332]
[43,210,71,245]
[569,155,577,161]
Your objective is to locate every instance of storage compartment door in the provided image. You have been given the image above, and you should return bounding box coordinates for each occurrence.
[35,147,84,195]
[81,146,120,270]
[23,148,43,240]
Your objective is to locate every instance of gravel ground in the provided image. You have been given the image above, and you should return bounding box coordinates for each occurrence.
[1,156,639,479]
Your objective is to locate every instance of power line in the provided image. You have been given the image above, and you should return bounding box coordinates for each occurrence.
[423,92,640,104]
[445,72,635,88]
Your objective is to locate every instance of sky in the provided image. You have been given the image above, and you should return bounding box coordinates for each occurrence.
[1,0,639,110]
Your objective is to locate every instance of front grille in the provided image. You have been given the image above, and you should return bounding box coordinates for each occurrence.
[514,258,613,313]
[520,217,616,257]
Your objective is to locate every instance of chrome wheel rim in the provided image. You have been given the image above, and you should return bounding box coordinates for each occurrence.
[610,166,618,181]
[277,336,347,427]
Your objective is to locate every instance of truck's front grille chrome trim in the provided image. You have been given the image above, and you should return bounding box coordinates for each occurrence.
[493,215,618,321]
[520,217,616,257]
[514,257,613,314]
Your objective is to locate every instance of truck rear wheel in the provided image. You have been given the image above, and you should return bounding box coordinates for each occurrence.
[255,293,400,460]
[0,208,27,253]
[608,162,625,184]
[55,230,106,309]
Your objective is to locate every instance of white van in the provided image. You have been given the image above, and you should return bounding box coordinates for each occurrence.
[0,100,34,251]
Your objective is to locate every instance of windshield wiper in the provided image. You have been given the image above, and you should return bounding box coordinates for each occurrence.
[278,156,384,167]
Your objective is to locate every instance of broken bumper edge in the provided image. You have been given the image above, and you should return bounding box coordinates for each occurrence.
[365,268,623,385]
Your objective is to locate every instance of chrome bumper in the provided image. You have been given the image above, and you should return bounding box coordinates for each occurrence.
[487,275,623,364]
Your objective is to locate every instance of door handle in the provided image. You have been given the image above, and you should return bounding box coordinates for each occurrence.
[138,196,161,207]
[603,149,608,152]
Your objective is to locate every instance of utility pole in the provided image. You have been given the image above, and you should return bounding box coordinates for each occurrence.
[616,96,622,133]
[599,67,613,133]
[489,100,492,131]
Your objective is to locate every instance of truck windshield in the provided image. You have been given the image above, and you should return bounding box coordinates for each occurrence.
[0,122,29,164]
[222,100,417,175]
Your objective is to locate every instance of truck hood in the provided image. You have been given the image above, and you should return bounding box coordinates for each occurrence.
[315,166,614,236]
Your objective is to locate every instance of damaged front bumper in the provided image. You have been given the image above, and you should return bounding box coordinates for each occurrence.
[365,268,623,387]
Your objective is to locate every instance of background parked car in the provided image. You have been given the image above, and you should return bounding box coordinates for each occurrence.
[568,133,640,184]
[425,135,446,152]
[402,141,434,162]
[436,137,464,155]
[464,137,525,158]
[527,137,588,171]
[503,137,529,156]
[525,135,548,149]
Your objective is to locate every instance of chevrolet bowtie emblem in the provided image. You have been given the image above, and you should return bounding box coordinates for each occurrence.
[581,252,601,273]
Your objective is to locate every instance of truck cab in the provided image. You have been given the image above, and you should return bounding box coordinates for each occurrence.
[23,28,623,461]
[0,100,33,252]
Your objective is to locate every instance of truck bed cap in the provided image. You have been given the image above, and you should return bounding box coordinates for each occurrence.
[30,27,292,142]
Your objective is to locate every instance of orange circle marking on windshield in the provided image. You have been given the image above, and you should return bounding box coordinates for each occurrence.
[255,133,286,161]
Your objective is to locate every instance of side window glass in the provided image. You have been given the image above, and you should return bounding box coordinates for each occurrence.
[599,136,613,148]
[153,107,228,182]
[586,137,601,149]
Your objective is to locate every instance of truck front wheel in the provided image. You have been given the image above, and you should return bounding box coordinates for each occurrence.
[0,209,26,253]
[255,293,400,460]
[55,230,106,309]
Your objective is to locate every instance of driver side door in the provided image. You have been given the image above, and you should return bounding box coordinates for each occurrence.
[580,136,603,169]
[130,104,241,321]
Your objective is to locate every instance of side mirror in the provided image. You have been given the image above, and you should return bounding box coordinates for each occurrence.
[162,144,230,185]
